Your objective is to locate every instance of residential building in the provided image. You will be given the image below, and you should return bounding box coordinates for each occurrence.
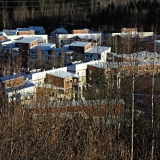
[115,51,158,63]
[14,39,38,67]
[28,99,125,118]
[0,74,24,89]
[84,46,111,62]
[72,29,91,34]
[121,28,138,34]
[54,33,102,47]
[29,43,56,63]
[45,70,81,101]
[16,28,35,35]
[29,26,45,35]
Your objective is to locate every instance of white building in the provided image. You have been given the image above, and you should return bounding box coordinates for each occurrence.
[4,83,36,103]
[29,43,56,62]
[84,46,111,62]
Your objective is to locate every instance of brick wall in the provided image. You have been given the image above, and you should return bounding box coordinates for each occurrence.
[3,77,24,89]
[72,29,89,34]
[17,30,35,35]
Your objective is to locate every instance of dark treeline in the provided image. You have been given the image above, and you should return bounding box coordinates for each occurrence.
[0,0,160,33]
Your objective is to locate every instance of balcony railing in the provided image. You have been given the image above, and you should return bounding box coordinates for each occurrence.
[72,82,82,86]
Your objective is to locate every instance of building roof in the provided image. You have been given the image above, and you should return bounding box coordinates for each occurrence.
[69,41,91,47]
[30,43,55,50]
[49,70,80,79]
[4,83,35,94]
[2,29,17,35]
[117,51,158,61]
[85,46,110,54]
[15,38,37,44]
[88,61,109,69]
[51,27,68,35]
[77,34,100,41]
[29,26,45,32]
[0,74,23,82]
[16,28,33,31]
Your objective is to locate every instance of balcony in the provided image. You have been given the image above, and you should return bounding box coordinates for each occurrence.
[57,94,64,98]
[72,82,82,86]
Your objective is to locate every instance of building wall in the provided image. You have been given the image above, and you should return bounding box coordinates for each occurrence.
[72,29,89,34]
[84,43,92,51]
[120,64,160,76]
[121,28,137,34]
[2,77,24,89]
[0,36,4,41]
[17,30,35,35]
[28,101,124,117]
[36,86,57,102]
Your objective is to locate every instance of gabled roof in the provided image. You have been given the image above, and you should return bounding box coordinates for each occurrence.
[51,27,68,35]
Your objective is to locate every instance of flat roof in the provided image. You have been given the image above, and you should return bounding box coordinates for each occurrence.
[77,34,100,40]
[15,39,37,44]
[4,83,35,94]
[30,43,55,50]
[0,74,23,82]
[117,51,158,60]
[16,28,33,31]
[69,41,91,47]
[88,62,109,69]
[48,70,80,79]
[85,46,110,54]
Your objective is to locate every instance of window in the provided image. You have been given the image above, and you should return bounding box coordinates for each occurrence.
[66,81,69,84]
[145,68,149,71]
[89,77,92,81]
[90,55,93,58]
[89,70,92,74]
[48,50,52,55]
[30,94,34,99]
[97,54,101,59]
[7,83,12,87]
[70,80,72,83]
[50,91,54,96]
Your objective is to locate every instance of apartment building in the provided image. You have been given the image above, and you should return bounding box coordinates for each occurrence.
[115,51,158,63]
[121,28,138,34]
[84,46,111,62]
[14,39,38,67]
[29,26,45,35]
[0,36,4,41]
[54,33,102,47]
[29,43,56,63]
[45,70,81,101]
[0,74,24,89]
[28,99,125,118]
[16,28,35,35]
[64,42,111,65]
[72,29,91,34]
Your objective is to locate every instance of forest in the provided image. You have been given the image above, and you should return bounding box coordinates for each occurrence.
[0,0,160,33]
